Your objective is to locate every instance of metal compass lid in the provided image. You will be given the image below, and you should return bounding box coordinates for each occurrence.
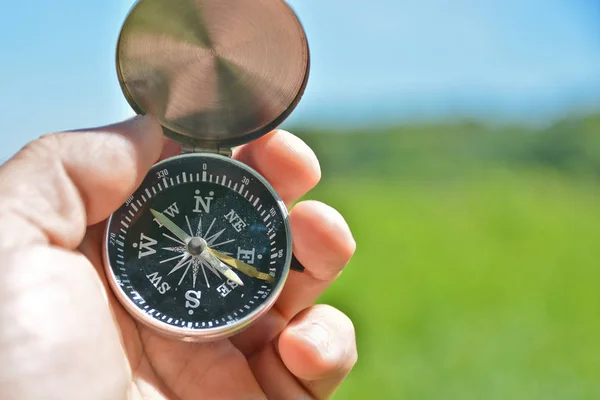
[116,0,310,150]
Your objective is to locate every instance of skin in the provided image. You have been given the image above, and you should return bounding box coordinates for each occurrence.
[0,115,357,400]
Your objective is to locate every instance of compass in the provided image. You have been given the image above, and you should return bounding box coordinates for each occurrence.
[103,0,310,341]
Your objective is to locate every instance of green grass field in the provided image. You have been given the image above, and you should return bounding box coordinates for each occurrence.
[294,114,600,399]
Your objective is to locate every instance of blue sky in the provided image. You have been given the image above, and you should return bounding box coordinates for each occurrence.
[0,0,599,161]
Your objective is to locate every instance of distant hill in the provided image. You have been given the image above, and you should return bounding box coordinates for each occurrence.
[293,112,600,181]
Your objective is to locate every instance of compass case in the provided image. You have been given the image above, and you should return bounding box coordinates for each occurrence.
[116,0,310,150]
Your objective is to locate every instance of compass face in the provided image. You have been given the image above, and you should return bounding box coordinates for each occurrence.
[104,154,291,339]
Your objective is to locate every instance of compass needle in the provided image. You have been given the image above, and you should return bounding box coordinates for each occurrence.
[207,248,274,283]
[104,0,308,340]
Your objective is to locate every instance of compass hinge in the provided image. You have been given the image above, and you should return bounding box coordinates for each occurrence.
[181,144,233,157]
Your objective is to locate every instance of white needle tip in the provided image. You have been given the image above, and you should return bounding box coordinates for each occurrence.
[225,270,244,286]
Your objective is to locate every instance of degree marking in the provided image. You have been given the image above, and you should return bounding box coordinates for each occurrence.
[264,214,271,222]
[125,216,131,222]
[116,240,124,246]
[121,221,129,228]
[209,174,213,182]
[145,189,152,198]
[270,234,276,240]
[131,204,138,212]
[239,184,245,194]
[120,229,126,234]
[141,194,147,202]
[129,210,134,217]
[183,174,187,183]
[163,178,168,188]
[253,198,259,207]
[233,183,238,191]
[249,195,254,202]
[176,175,181,184]
[152,187,157,195]
[257,204,263,211]
[137,200,142,207]
[158,183,162,191]
[170,178,174,186]
[222,175,227,185]
[202,171,207,181]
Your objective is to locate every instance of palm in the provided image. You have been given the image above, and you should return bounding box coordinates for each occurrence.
[83,222,284,398]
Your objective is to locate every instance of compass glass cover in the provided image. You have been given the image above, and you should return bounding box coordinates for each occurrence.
[117,0,310,147]
[105,155,291,334]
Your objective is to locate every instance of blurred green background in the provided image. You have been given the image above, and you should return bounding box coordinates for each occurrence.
[297,113,600,399]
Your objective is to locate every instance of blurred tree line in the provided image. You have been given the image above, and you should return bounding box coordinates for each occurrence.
[293,112,600,181]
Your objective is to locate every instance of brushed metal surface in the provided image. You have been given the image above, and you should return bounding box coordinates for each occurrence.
[117,0,310,148]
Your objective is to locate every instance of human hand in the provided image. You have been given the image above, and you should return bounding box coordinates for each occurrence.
[0,115,357,399]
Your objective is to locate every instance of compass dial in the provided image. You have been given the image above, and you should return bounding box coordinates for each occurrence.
[104,154,291,340]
